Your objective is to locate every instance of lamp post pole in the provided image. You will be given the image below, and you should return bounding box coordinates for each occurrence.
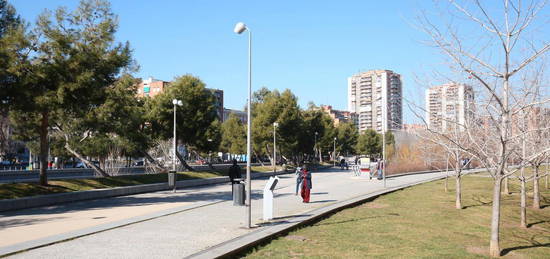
[382,97,386,188]
[172,99,182,192]
[333,137,336,167]
[234,22,253,228]
[273,122,278,173]
[173,102,177,172]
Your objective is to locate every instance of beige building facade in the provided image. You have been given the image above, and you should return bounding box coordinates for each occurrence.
[320,105,358,126]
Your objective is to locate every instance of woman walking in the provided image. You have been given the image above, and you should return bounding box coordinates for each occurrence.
[300,165,312,203]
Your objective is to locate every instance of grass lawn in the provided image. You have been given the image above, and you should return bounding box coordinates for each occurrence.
[0,164,294,200]
[251,165,285,172]
[0,170,227,200]
[244,174,550,258]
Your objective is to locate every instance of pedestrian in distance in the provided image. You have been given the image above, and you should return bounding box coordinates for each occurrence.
[295,166,303,195]
[376,159,384,180]
[300,164,312,203]
[228,159,242,184]
[340,158,346,170]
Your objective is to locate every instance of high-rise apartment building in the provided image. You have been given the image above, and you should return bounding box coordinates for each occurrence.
[425,83,474,132]
[348,70,402,133]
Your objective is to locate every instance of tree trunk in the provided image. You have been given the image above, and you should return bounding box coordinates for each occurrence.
[140,150,168,173]
[533,166,540,209]
[455,174,462,209]
[445,156,449,193]
[520,178,527,228]
[489,177,502,257]
[455,160,462,209]
[502,176,510,195]
[175,150,194,171]
[445,175,448,193]
[253,149,265,166]
[39,111,49,186]
[64,142,109,177]
[265,144,273,168]
[520,138,527,228]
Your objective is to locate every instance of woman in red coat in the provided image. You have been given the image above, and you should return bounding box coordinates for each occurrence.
[300,165,312,203]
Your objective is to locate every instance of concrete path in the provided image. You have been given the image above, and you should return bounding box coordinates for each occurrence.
[1,168,453,258]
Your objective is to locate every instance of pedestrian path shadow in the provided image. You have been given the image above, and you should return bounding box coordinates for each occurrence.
[2,189,268,218]
[0,216,67,228]
[313,216,382,226]
[256,214,313,227]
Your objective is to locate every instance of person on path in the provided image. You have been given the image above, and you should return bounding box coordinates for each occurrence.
[376,159,384,180]
[228,159,242,184]
[300,165,312,203]
[295,166,303,195]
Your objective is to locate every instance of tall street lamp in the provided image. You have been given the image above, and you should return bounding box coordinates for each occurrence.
[273,122,278,173]
[374,95,387,187]
[234,21,253,228]
[333,137,336,167]
[172,99,182,192]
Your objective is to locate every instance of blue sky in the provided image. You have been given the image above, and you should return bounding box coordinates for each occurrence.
[11,0,449,123]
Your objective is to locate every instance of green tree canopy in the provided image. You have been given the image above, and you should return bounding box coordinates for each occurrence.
[221,114,246,155]
[335,122,359,156]
[145,74,220,170]
[356,129,381,157]
[2,0,133,183]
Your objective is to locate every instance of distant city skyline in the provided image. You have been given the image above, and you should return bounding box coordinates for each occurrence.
[11,0,463,123]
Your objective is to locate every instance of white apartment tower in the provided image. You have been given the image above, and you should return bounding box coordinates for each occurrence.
[425,83,474,132]
[347,70,403,133]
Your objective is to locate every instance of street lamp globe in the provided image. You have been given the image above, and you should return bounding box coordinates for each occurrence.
[273,122,279,127]
[172,99,182,106]
[234,22,247,34]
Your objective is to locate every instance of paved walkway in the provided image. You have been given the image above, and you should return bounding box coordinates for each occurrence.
[1,168,452,258]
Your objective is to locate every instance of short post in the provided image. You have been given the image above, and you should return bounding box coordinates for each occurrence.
[263,176,279,221]
[168,170,176,192]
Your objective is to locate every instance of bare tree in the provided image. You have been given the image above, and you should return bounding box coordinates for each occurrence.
[417,0,549,256]
[414,108,472,209]
[525,108,550,209]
